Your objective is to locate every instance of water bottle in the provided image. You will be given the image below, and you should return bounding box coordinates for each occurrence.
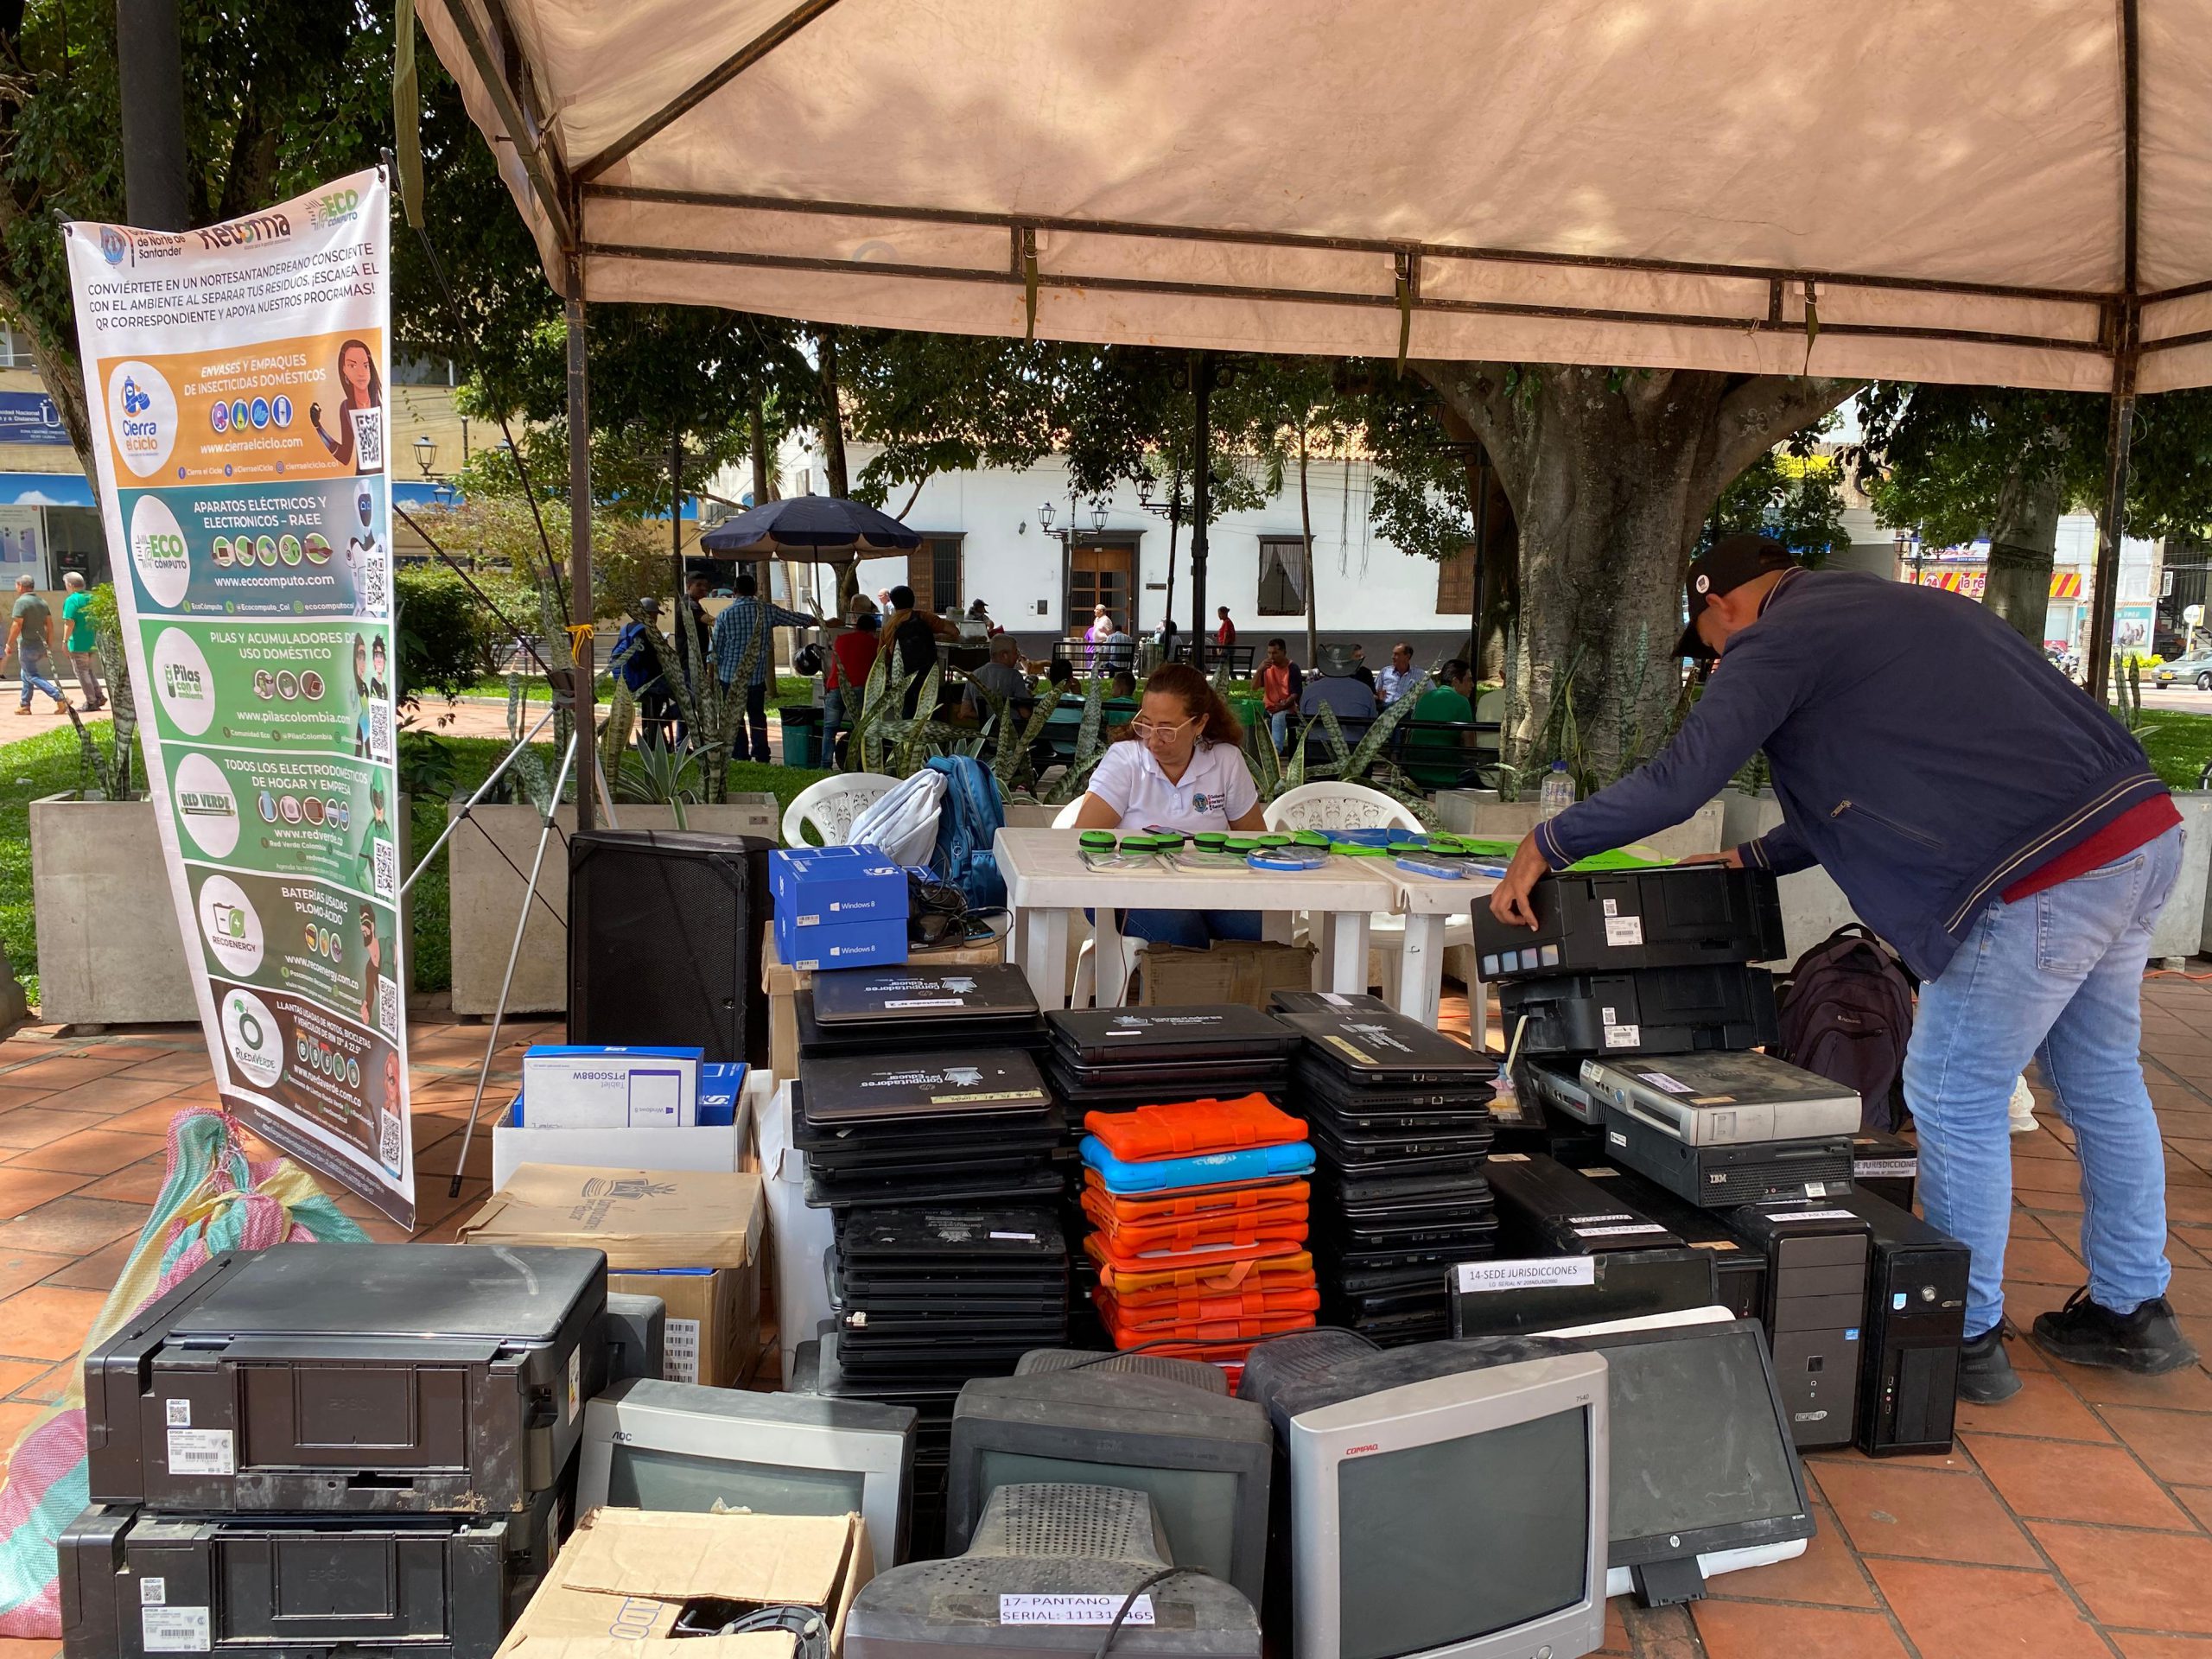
[1538,760,1577,820]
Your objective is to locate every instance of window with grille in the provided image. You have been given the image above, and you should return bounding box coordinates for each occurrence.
[907,535,963,613]
[1435,544,1478,613]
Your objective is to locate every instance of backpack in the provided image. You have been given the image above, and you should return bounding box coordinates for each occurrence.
[1772,924,1919,1132]
[925,753,1006,913]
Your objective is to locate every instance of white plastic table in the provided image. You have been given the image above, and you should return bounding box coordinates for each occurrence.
[1371,863,1501,1026]
[995,827,1397,1009]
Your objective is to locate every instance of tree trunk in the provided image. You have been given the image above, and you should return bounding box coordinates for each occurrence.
[749,396,773,506]
[815,327,849,499]
[1414,364,1859,784]
[1298,427,1319,666]
[1982,449,2065,646]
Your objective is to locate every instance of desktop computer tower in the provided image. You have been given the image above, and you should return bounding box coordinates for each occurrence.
[1834,1191,1968,1457]
[1724,1204,1872,1451]
[1572,1162,1767,1322]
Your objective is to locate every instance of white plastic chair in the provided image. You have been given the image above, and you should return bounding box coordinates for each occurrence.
[1053,798,1145,1007]
[781,772,900,847]
[1264,782,1471,1004]
[1473,688,1506,770]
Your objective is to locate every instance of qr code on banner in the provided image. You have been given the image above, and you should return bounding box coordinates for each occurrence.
[377,975,399,1040]
[378,1105,403,1173]
[372,838,397,900]
[350,407,385,474]
[369,700,392,761]
[364,549,388,617]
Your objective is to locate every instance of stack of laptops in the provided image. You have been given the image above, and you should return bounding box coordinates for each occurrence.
[795,1050,1067,1211]
[1079,1094,1319,1386]
[797,963,1051,1057]
[1273,1002,1500,1344]
[1043,1007,1300,1113]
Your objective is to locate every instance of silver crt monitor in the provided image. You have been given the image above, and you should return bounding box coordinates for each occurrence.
[1263,1344,1610,1659]
[578,1376,917,1566]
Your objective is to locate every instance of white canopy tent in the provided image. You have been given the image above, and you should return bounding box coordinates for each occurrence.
[417,0,2200,819]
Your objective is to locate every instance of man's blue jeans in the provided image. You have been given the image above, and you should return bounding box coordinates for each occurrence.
[16,650,61,709]
[1905,824,2181,1339]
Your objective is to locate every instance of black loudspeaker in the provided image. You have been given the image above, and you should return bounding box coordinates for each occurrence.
[568,830,774,1065]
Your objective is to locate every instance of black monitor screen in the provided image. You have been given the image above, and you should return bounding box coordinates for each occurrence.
[1605,1328,1801,1543]
[975,1451,1242,1585]
[1336,1407,1590,1659]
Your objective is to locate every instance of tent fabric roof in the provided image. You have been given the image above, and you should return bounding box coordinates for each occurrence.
[419,0,2207,392]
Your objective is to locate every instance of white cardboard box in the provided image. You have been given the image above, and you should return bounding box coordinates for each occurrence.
[490,1069,765,1192]
[762,1078,839,1389]
[518,1046,702,1129]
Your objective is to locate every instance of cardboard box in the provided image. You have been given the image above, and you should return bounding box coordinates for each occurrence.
[697,1062,747,1127]
[491,1070,766,1192]
[497,1507,871,1657]
[1138,938,1318,1009]
[762,925,1005,1083]
[460,1166,763,1273]
[760,1079,839,1389]
[609,1266,762,1388]
[774,913,907,972]
[521,1046,702,1128]
[771,846,906,927]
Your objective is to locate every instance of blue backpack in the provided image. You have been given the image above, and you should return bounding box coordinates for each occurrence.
[925,754,1006,912]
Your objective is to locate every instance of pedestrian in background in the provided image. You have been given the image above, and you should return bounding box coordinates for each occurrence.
[710,568,818,763]
[1216,606,1236,649]
[1258,637,1302,751]
[7,575,67,715]
[825,603,881,763]
[60,571,105,711]
[1376,640,1419,706]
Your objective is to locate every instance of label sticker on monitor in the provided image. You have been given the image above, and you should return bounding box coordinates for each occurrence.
[1000,1595,1155,1627]
[663,1318,702,1384]
[1856,1158,1917,1179]
[165,1428,232,1476]
[1456,1257,1597,1294]
[1604,916,1643,946]
[142,1605,210,1652]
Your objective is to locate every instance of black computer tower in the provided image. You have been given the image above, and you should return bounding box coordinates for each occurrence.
[1852,1131,1918,1212]
[1835,1191,1969,1457]
[1724,1204,1872,1451]
[569,829,775,1065]
[1473,865,1784,981]
[1572,1161,1768,1321]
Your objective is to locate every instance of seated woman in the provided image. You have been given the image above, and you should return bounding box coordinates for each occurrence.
[1070,663,1269,948]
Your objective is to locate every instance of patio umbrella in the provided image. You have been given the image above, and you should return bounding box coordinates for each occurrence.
[696,494,924,561]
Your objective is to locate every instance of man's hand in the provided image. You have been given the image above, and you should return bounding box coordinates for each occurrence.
[1487,831,1554,929]
[1675,849,1745,868]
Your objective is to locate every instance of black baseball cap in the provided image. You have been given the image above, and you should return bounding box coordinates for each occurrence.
[1675,533,1798,658]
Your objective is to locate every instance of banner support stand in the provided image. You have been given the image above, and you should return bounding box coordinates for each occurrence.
[448,725,581,1198]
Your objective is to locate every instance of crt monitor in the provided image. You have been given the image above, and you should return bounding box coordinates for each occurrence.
[1241,1330,1609,1659]
[1545,1313,1815,1605]
[578,1376,918,1567]
[946,1366,1273,1604]
[846,1481,1262,1659]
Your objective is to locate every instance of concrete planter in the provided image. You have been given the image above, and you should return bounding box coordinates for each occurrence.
[1433,789,1728,861]
[448,796,778,1016]
[29,793,200,1025]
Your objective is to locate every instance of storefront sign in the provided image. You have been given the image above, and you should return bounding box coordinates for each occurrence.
[65,169,413,1224]
[0,390,70,446]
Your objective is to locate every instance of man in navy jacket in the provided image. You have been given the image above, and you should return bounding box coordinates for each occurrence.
[1490,535,2194,1403]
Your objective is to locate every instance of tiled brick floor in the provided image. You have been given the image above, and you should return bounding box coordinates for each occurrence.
[2,982,2210,1659]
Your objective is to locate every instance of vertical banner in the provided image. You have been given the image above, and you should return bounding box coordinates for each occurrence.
[65,169,414,1226]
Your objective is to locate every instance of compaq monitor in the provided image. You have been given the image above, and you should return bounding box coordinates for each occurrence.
[578,1376,918,1567]
[946,1366,1273,1602]
[1546,1313,1815,1604]
[1240,1330,1609,1659]
[845,1482,1262,1659]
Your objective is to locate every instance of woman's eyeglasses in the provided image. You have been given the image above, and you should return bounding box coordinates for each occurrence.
[1129,713,1201,741]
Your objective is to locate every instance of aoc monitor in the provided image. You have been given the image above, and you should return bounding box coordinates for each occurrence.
[1546,1311,1816,1605]
[844,1482,1262,1659]
[945,1366,1274,1604]
[578,1376,917,1567]
[1241,1331,1609,1659]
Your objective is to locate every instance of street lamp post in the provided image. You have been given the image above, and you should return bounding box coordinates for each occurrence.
[414,434,439,480]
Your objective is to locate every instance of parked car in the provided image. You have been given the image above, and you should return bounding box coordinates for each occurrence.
[2152,651,2212,690]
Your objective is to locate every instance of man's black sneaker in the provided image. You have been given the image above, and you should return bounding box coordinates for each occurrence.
[1957,1323,2022,1403]
[2031,1288,2201,1375]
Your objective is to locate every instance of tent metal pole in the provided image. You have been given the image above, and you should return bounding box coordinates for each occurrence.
[568,249,598,832]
